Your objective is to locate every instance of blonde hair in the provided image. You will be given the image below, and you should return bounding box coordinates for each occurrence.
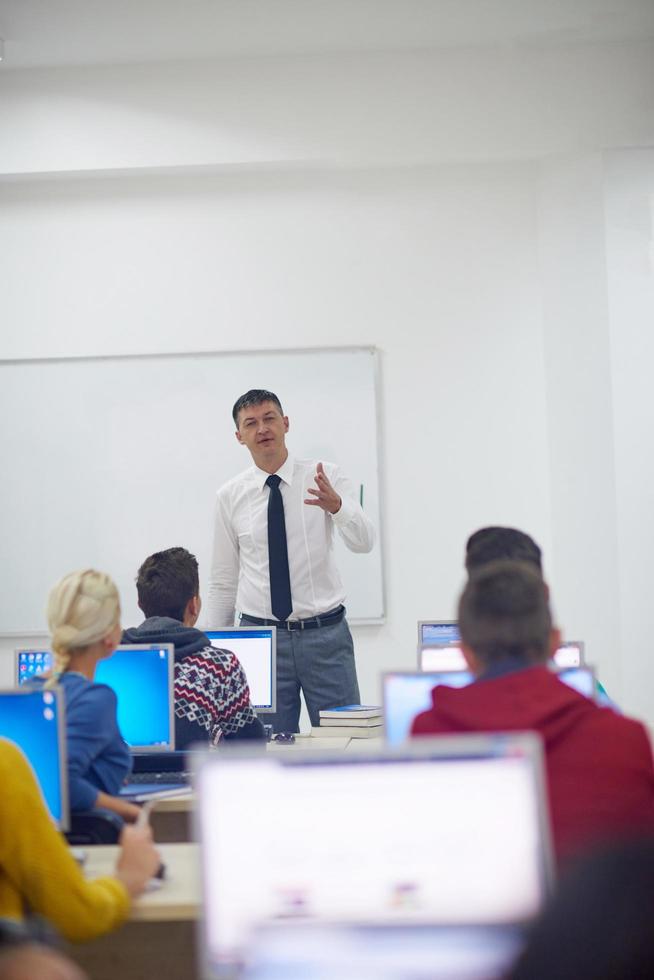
[46,569,121,685]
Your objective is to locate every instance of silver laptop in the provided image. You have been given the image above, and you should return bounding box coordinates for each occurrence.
[195,734,554,979]
[383,666,598,747]
[0,686,69,831]
[417,638,586,672]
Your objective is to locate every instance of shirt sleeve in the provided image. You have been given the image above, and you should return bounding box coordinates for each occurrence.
[0,740,130,942]
[66,685,122,812]
[327,464,376,553]
[206,486,240,628]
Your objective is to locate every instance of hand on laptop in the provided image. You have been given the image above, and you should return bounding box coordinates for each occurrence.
[114,824,161,898]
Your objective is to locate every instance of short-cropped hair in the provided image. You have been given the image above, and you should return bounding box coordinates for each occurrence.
[465,526,542,575]
[136,547,199,622]
[232,389,284,426]
[458,560,551,666]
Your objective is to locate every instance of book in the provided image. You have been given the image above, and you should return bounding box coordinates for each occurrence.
[319,705,382,721]
[311,725,383,739]
[320,715,383,728]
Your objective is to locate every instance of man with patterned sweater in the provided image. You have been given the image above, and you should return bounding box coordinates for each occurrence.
[123,547,264,748]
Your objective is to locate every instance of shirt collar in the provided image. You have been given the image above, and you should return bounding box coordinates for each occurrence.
[254,453,295,490]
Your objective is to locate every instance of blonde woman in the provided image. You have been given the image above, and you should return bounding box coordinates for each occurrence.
[35,570,140,822]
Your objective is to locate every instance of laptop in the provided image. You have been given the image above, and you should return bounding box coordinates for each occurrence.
[16,644,175,752]
[16,644,185,796]
[417,629,586,672]
[205,627,276,713]
[383,666,598,747]
[195,734,554,979]
[0,687,69,830]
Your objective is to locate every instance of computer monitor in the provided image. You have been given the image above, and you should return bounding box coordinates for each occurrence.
[15,644,175,752]
[205,628,276,713]
[196,734,553,978]
[0,687,69,830]
[384,667,598,747]
[418,621,461,647]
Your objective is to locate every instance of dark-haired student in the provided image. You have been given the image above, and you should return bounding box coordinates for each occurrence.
[411,560,654,865]
[123,547,264,748]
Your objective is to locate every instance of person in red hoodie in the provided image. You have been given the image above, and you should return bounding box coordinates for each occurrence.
[411,560,654,866]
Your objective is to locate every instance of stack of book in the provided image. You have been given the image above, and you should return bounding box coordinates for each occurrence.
[312,704,383,738]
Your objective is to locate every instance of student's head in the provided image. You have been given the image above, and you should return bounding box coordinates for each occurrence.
[465,526,543,575]
[232,389,289,468]
[509,839,654,980]
[136,547,200,625]
[458,560,557,674]
[46,570,121,682]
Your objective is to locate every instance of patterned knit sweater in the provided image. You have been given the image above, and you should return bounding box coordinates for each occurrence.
[122,618,264,749]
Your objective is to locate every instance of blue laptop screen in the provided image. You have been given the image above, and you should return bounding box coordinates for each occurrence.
[420,623,461,645]
[384,672,473,746]
[17,646,173,750]
[0,689,65,826]
[95,647,173,750]
[384,667,597,746]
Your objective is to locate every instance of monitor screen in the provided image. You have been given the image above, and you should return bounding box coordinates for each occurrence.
[418,640,585,672]
[0,688,68,829]
[197,736,552,978]
[386,667,598,746]
[418,621,460,646]
[205,629,276,712]
[383,671,473,746]
[16,645,175,752]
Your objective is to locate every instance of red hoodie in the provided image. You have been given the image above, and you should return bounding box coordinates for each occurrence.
[411,666,654,866]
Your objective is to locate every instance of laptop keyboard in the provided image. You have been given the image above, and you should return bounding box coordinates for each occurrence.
[126,771,190,785]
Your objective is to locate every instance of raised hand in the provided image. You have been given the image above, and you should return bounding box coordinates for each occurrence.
[304,462,342,515]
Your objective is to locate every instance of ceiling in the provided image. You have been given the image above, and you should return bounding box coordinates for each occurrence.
[2,0,654,70]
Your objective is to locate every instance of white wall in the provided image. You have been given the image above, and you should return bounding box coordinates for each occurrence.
[604,149,654,728]
[1,41,653,731]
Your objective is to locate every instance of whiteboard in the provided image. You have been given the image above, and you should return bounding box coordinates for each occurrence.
[0,347,383,632]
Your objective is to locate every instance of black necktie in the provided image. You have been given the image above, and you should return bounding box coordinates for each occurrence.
[266,474,292,621]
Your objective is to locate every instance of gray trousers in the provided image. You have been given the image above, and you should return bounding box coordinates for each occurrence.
[242,615,360,733]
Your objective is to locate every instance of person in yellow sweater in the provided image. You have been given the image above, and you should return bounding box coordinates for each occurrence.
[0,738,159,943]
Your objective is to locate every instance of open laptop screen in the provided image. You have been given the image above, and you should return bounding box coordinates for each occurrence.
[196,735,552,977]
[418,638,585,672]
[16,644,175,752]
[384,667,597,747]
[0,688,68,830]
[205,628,276,712]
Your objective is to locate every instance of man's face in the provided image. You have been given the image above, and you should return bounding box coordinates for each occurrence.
[235,400,289,463]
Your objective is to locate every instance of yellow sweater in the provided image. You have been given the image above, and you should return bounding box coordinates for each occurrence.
[0,738,130,942]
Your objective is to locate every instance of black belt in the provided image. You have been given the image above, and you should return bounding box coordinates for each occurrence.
[240,605,345,631]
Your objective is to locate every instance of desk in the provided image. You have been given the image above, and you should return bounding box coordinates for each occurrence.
[66,843,200,980]
[149,793,194,843]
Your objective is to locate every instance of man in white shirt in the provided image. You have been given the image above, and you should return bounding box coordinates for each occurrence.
[207,389,376,733]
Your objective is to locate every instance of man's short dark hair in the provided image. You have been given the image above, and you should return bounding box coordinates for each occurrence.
[458,560,551,667]
[136,547,199,622]
[465,526,543,575]
[232,390,284,427]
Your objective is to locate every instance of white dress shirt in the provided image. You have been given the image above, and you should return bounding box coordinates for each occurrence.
[206,455,375,626]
